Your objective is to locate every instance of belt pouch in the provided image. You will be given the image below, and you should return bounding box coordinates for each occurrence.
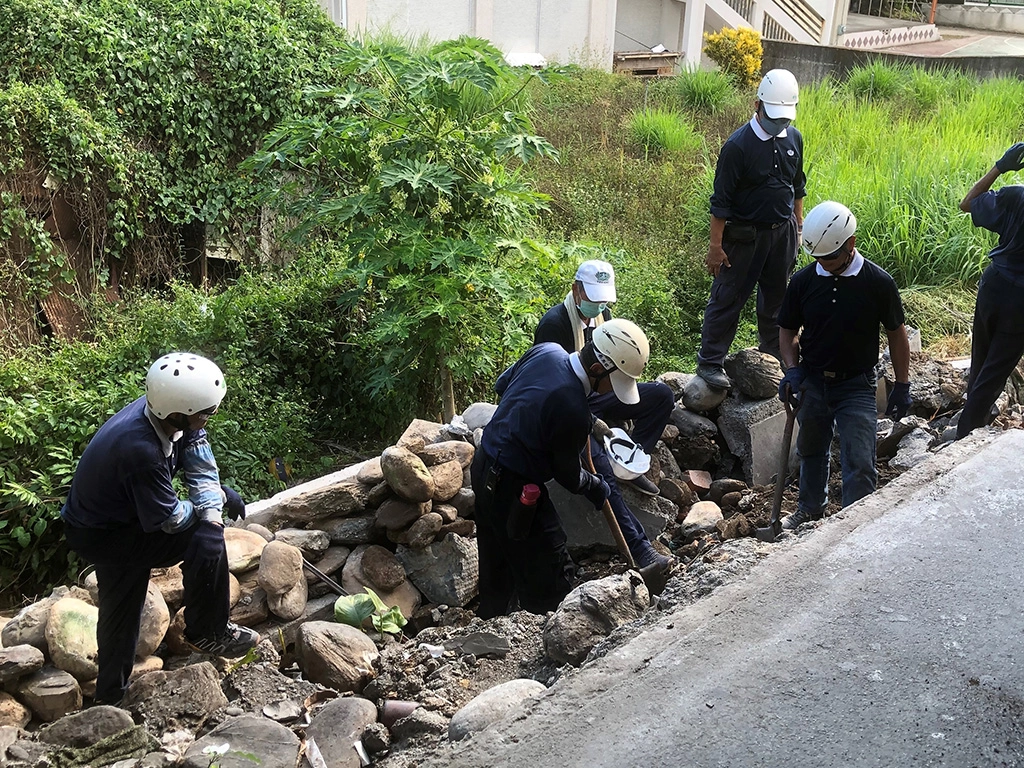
[724,222,757,243]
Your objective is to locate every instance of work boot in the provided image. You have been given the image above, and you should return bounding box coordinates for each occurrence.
[634,543,671,570]
[780,508,823,531]
[628,474,660,496]
[634,545,673,595]
[186,622,260,657]
[696,363,731,391]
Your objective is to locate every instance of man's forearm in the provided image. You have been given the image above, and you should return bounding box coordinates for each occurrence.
[888,326,911,384]
[961,167,1000,213]
[779,328,800,370]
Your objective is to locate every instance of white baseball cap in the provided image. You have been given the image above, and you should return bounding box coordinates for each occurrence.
[574,260,616,303]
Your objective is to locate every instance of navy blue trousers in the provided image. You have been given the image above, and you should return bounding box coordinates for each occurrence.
[65,519,230,703]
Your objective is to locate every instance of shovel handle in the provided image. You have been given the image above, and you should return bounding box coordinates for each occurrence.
[585,438,638,570]
[768,396,798,529]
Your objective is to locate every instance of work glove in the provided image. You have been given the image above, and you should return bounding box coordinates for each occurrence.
[778,366,806,406]
[582,474,611,511]
[885,381,912,420]
[996,142,1024,173]
[221,484,246,521]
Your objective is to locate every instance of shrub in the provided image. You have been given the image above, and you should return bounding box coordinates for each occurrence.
[702,27,762,90]
[674,66,738,113]
[628,109,703,156]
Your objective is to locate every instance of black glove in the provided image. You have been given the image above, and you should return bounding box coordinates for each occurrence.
[222,484,246,521]
[582,474,611,510]
[778,366,806,405]
[885,381,912,420]
[996,142,1024,173]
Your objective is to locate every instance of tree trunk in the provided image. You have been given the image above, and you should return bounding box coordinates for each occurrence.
[440,359,456,423]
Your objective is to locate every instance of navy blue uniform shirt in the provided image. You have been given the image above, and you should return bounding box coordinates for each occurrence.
[481,343,592,493]
[62,396,203,532]
[970,185,1024,285]
[778,256,905,373]
[710,121,806,224]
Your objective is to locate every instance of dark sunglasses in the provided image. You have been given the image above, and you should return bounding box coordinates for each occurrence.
[814,245,848,261]
[196,405,219,417]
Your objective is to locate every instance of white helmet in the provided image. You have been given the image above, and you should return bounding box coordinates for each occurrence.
[603,427,651,481]
[592,319,649,405]
[757,69,799,120]
[802,201,857,258]
[146,353,227,419]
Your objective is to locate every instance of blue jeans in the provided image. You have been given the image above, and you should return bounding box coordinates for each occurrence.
[796,371,877,517]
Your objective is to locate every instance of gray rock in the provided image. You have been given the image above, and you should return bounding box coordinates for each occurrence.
[877,415,930,459]
[392,512,444,549]
[342,546,422,622]
[267,575,308,622]
[396,534,479,607]
[223,527,267,573]
[655,371,693,399]
[273,529,330,559]
[717,394,789,485]
[653,442,681,480]
[244,523,275,542]
[295,622,379,693]
[724,348,783,400]
[182,715,299,768]
[419,440,475,468]
[549,483,675,554]
[397,419,447,452]
[669,406,718,440]
[709,478,748,503]
[137,583,170,659]
[448,679,546,741]
[0,725,22,757]
[149,567,185,611]
[360,545,408,592]
[429,459,464,502]
[390,707,448,742]
[462,402,498,431]
[46,597,98,681]
[303,546,350,587]
[433,503,458,523]
[15,667,82,723]
[37,705,134,747]
[366,480,392,509]
[322,515,380,546]
[376,498,430,531]
[448,487,475,518]
[307,697,378,768]
[245,467,372,529]
[891,427,936,471]
[683,376,728,413]
[0,644,45,685]
[362,722,391,753]
[681,501,724,537]
[2,588,68,651]
[356,456,384,485]
[122,662,227,733]
[543,572,650,666]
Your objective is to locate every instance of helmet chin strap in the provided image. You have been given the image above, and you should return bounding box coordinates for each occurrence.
[166,413,190,431]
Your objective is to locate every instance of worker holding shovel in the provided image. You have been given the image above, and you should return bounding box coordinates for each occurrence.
[776,201,911,530]
[471,320,650,618]
[534,259,673,575]
[61,353,258,705]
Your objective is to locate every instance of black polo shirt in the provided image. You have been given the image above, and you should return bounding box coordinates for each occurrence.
[710,121,806,224]
[778,255,905,373]
[970,184,1024,285]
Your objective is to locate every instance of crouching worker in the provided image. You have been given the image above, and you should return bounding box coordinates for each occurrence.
[61,353,258,705]
[472,320,651,618]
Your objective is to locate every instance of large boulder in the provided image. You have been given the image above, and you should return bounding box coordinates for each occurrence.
[322,515,380,546]
[448,679,546,741]
[669,406,721,470]
[306,697,379,768]
[724,348,783,400]
[375,498,430,531]
[273,528,330,559]
[245,465,373,529]
[680,500,724,537]
[259,542,309,621]
[295,622,379,693]
[390,512,443,549]
[15,667,82,723]
[2,587,69,652]
[149,566,184,610]
[461,403,497,431]
[37,705,134,748]
[429,459,465,502]
[223,527,267,573]
[381,446,435,503]
[182,715,299,768]
[682,375,728,413]
[137,583,170,659]
[419,440,475,468]
[396,534,479,607]
[0,645,45,685]
[122,662,227,733]
[717,394,794,485]
[45,598,98,682]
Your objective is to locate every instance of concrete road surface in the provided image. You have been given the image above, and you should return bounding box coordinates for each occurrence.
[436,429,1024,768]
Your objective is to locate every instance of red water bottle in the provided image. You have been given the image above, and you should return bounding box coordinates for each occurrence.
[507,483,541,540]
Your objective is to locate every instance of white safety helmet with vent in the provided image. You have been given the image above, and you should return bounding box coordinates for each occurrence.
[603,427,652,481]
[802,201,858,258]
[592,318,650,405]
[757,69,799,120]
[146,353,227,419]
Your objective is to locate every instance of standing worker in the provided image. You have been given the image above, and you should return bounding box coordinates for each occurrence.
[534,259,673,571]
[956,142,1024,439]
[776,201,911,529]
[61,353,258,705]
[697,69,806,391]
[472,320,651,618]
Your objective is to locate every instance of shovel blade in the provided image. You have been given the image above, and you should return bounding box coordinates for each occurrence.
[754,522,781,543]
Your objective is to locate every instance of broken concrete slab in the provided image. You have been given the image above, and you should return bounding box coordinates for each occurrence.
[547,483,675,554]
[717,395,798,486]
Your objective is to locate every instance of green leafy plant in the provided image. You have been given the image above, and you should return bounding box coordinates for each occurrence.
[334,587,408,636]
[675,66,737,113]
[702,27,762,90]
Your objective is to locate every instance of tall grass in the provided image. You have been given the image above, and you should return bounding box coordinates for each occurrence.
[674,66,738,113]
[628,108,704,157]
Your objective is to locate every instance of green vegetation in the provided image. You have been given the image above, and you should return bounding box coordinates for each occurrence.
[2,15,1022,604]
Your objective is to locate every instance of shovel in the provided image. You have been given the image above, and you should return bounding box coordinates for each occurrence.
[755,393,798,543]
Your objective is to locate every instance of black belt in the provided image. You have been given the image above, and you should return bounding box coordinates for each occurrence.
[817,368,872,382]
[752,220,788,230]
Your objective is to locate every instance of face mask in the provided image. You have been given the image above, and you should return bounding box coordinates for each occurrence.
[759,113,791,137]
[578,299,607,319]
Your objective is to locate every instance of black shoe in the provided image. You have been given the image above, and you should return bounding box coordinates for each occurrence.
[185,622,260,657]
[780,508,823,530]
[634,544,671,570]
[628,475,660,496]
[696,364,731,391]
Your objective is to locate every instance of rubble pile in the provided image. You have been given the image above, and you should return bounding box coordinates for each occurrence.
[1,346,1013,768]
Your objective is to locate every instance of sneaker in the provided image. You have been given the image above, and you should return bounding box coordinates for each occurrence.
[185,623,260,657]
[696,363,731,391]
[780,508,823,530]
[634,543,672,570]
[628,474,660,496]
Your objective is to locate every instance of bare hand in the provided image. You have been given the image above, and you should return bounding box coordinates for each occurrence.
[705,244,730,277]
